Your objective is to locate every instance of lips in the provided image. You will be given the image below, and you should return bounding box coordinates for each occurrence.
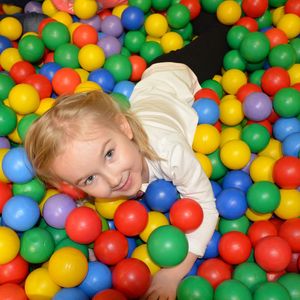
[116,173,132,192]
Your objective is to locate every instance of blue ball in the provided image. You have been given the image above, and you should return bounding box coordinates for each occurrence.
[273,117,300,142]
[113,80,135,98]
[222,170,253,192]
[127,237,137,257]
[210,180,223,197]
[88,68,115,93]
[216,188,248,219]
[53,288,89,300]
[79,261,112,297]
[39,62,62,81]
[2,147,35,183]
[144,179,178,212]
[282,132,300,157]
[203,230,221,259]
[192,98,220,125]
[0,35,12,54]
[121,6,145,31]
[2,195,40,231]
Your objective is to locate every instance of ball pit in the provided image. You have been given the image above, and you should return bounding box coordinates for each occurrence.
[0,0,300,299]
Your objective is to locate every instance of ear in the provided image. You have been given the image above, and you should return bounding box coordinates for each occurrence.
[116,114,133,140]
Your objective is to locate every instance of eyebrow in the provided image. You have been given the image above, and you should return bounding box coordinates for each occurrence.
[74,138,112,185]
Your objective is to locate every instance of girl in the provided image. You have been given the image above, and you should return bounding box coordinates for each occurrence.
[25,11,229,300]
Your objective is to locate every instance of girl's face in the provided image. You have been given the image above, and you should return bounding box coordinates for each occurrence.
[51,118,148,199]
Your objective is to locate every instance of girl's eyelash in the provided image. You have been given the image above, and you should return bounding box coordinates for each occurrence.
[84,175,95,185]
[105,149,114,158]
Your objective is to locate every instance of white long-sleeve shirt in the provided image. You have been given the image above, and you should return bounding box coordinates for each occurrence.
[129,62,219,256]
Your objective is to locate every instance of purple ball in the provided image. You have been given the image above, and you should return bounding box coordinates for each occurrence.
[42,193,76,228]
[101,15,124,37]
[0,137,10,149]
[98,35,122,57]
[24,1,42,13]
[243,92,272,121]
[80,15,102,32]
[241,153,257,174]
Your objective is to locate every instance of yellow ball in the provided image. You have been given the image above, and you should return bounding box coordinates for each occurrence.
[0,226,20,264]
[0,148,10,183]
[75,68,90,82]
[0,47,23,71]
[78,44,105,71]
[275,189,300,219]
[48,247,88,288]
[95,198,126,219]
[213,74,222,83]
[271,6,285,26]
[259,138,283,160]
[144,13,169,38]
[288,63,300,85]
[74,0,98,19]
[221,69,248,95]
[195,152,213,178]
[8,83,40,115]
[42,0,58,17]
[220,139,251,169]
[245,208,272,221]
[220,127,241,147]
[25,268,61,299]
[8,121,22,144]
[219,98,244,126]
[131,244,160,275]
[2,4,22,14]
[140,211,169,242]
[146,36,161,43]
[52,11,73,27]
[221,94,237,102]
[75,81,102,93]
[277,13,300,39]
[112,4,129,18]
[216,0,242,25]
[39,188,59,212]
[161,31,184,53]
[68,22,81,42]
[249,155,275,182]
[35,98,56,115]
[193,124,220,154]
[0,17,22,41]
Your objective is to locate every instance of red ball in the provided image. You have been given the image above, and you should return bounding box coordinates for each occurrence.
[264,28,289,48]
[169,198,203,233]
[0,255,29,285]
[261,67,290,96]
[129,55,147,82]
[197,258,232,288]
[247,119,272,135]
[44,51,55,63]
[242,0,269,18]
[93,289,127,300]
[247,220,278,247]
[235,16,258,32]
[23,73,52,99]
[112,258,151,299]
[52,67,81,95]
[9,61,36,84]
[267,108,280,124]
[273,156,300,189]
[194,88,220,104]
[72,24,98,48]
[66,206,102,244]
[58,182,87,200]
[114,200,148,236]
[98,8,112,21]
[292,83,300,92]
[266,270,286,282]
[0,283,27,300]
[254,236,292,272]
[180,0,201,20]
[285,0,300,16]
[285,252,300,273]
[236,83,262,102]
[38,17,55,36]
[279,218,300,252]
[0,182,12,214]
[94,230,128,265]
[218,231,252,265]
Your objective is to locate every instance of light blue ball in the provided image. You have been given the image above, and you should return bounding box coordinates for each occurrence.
[53,287,89,300]
[282,132,300,157]
[192,98,220,125]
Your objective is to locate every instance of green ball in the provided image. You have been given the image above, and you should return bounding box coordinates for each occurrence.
[273,87,300,117]
[290,38,300,63]
[55,238,89,259]
[214,279,252,300]
[177,276,214,300]
[111,92,130,110]
[223,49,247,71]
[0,73,15,102]
[278,273,300,300]
[20,227,55,264]
[268,0,287,7]
[120,46,131,57]
[45,226,67,245]
[128,0,152,13]
[173,22,193,41]
[124,30,146,53]
[253,282,291,300]
[268,44,297,69]
[241,123,270,153]
[18,35,45,63]
[17,113,39,142]
[104,54,132,82]
[166,4,190,29]
[201,0,223,13]
[240,32,270,63]
[249,69,265,86]
[54,43,80,68]
[41,21,70,51]
[208,149,228,180]
[219,215,250,235]
[12,177,46,204]
[147,225,188,267]
[226,25,250,50]
[152,0,172,11]
[246,61,265,72]
[140,41,163,63]
[246,181,280,214]
[0,103,17,136]
[201,79,224,98]
[233,262,267,292]
[256,9,272,30]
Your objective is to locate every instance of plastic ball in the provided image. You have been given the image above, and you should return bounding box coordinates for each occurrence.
[18,35,45,63]
[203,230,221,258]
[0,226,20,264]
[0,73,15,101]
[166,3,190,29]
[0,182,12,214]
[104,54,132,82]
[144,13,168,38]
[222,170,252,192]
[147,225,188,267]
[269,44,297,69]
[93,289,126,300]
[121,6,144,30]
[112,258,151,299]
[53,43,80,68]
[9,61,35,84]
[273,87,300,117]
[192,98,219,125]
[0,35,12,54]
[101,15,123,37]
[275,189,300,220]
[0,103,17,137]
[129,54,147,82]
[53,287,89,300]
[277,13,300,39]
[273,117,300,142]
[88,68,115,93]
[73,0,98,19]
[193,124,220,154]
[195,152,213,178]
[0,283,27,300]
[140,41,164,63]
[52,67,81,95]
[216,0,242,25]
[279,218,300,252]
[78,44,105,71]
[288,63,300,86]
[219,98,244,126]
[72,24,98,47]
[219,215,250,235]
[249,155,275,182]
[215,279,252,300]
[39,62,62,81]
[23,74,51,100]
[161,31,184,53]
[221,69,248,95]
[278,273,300,300]
[98,35,122,57]
[0,47,23,72]
[112,80,135,98]
[0,17,22,41]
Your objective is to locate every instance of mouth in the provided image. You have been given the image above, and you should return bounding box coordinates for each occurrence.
[114,173,132,192]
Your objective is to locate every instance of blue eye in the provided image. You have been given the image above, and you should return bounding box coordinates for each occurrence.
[105,149,114,159]
[84,175,95,185]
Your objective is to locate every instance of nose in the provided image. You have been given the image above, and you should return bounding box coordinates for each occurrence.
[103,171,121,189]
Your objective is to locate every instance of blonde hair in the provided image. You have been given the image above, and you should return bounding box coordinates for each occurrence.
[24,90,159,186]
